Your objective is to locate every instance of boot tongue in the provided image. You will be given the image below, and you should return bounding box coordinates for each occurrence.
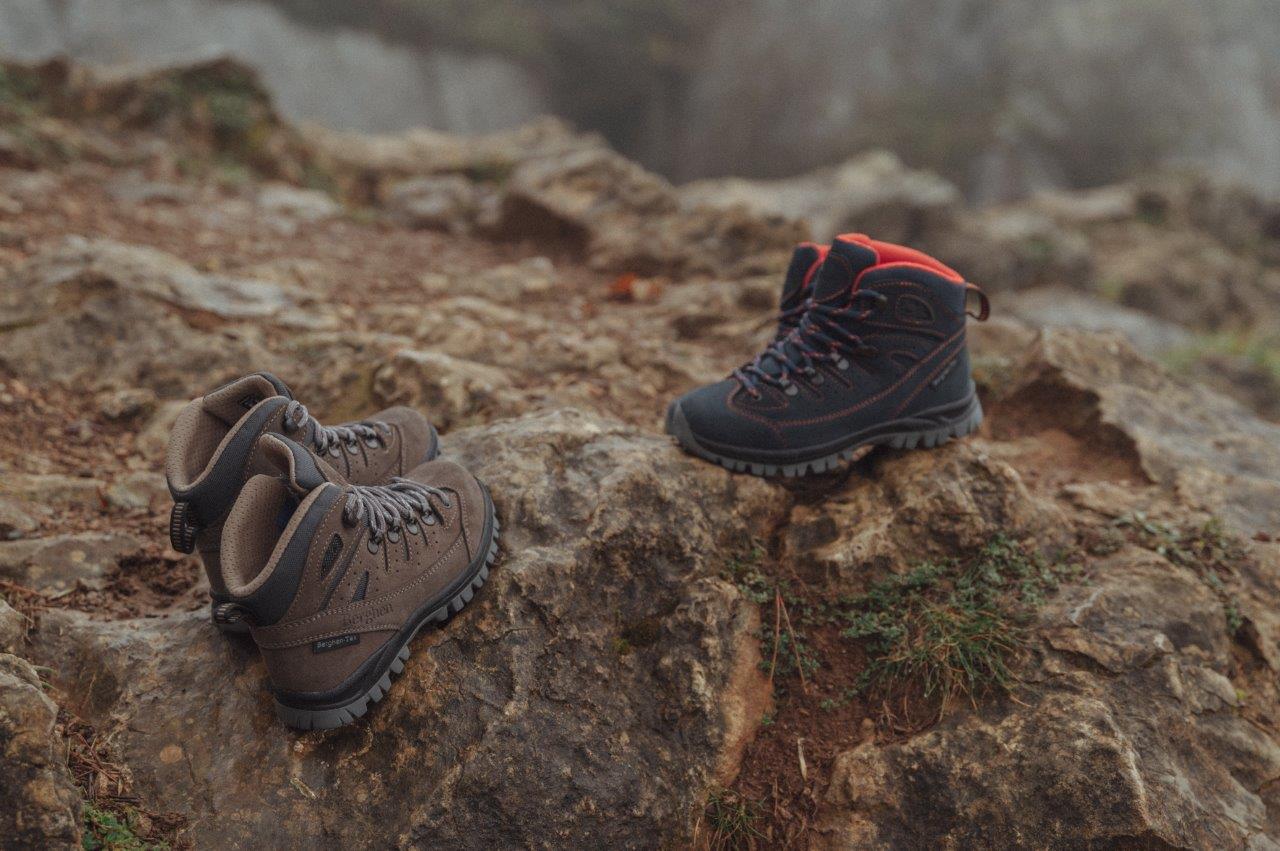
[257,433,344,495]
[201,372,294,425]
[779,243,828,311]
[810,235,879,301]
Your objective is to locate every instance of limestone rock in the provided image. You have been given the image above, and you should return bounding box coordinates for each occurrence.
[373,349,519,431]
[924,207,1095,295]
[999,327,1280,533]
[0,653,82,850]
[385,175,480,231]
[812,547,1280,849]
[0,473,104,508]
[255,183,341,222]
[0,532,141,592]
[29,410,781,848]
[0,496,39,540]
[105,173,195,206]
[0,238,279,388]
[1004,287,1194,356]
[497,140,803,274]
[314,116,588,186]
[416,256,558,304]
[0,598,25,652]
[134,401,188,463]
[781,441,1067,592]
[95,387,157,422]
[104,472,167,512]
[679,149,960,243]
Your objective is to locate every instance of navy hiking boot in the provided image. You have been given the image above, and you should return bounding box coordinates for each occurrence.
[666,234,989,476]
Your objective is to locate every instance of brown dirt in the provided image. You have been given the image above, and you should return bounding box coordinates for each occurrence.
[0,379,204,620]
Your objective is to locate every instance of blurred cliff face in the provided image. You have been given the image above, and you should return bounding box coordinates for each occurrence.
[2,0,1278,200]
[678,0,1280,201]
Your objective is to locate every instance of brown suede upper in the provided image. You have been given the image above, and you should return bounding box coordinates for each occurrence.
[165,373,437,597]
[222,436,489,696]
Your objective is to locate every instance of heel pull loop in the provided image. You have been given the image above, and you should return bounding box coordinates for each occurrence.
[169,501,200,554]
[964,283,990,321]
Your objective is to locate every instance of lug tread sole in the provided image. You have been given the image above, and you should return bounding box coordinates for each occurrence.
[667,397,983,479]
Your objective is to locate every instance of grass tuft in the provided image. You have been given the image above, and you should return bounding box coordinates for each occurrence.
[840,536,1077,714]
[698,789,764,851]
[727,548,820,685]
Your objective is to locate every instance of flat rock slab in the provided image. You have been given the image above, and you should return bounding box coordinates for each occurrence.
[0,531,141,592]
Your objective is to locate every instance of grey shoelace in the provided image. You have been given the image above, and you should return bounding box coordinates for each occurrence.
[341,479,451,548]
[283,400,389,455]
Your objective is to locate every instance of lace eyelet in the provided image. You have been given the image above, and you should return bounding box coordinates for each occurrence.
[405,520,420,535]
[329,446,341,457]
[424,514,437,526]
[836,358,850,371]
[812,374,824,385]
[387,529,401,544]
[367,538,381,554]
[784,384,799,396]
[364,436,380,448]
[345,441,360,454]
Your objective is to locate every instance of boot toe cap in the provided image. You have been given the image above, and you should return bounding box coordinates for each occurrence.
[668,380,783,455]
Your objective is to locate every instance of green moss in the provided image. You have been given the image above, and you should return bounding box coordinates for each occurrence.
[1162,330,1280,383]
[82,804,167,851]
[0,65,50,118]
[1094,275,1128,303]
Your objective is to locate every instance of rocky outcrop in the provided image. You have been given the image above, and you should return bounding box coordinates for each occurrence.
[997,328,1280,534]
[0,599,24,652]
[801,326,1280,848]
[29,410,779,849]
[781,441,1069,594]
[317,115,805,274]
[0,532,140,593]
[2,54,1279,849]
[813,541,1280,849]
[0,237,309,390]
[679,150,960,246]
[0,654,82,849]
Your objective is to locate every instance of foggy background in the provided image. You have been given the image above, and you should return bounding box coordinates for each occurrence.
[2,0,1278,202]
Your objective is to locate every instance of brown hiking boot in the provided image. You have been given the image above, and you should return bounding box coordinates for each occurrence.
[218,433,499,730]
[165,372,439,630]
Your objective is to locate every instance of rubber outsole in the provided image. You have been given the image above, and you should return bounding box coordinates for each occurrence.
[273,507,500,731]
[211,426,443,636]
[666,394,983,478]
